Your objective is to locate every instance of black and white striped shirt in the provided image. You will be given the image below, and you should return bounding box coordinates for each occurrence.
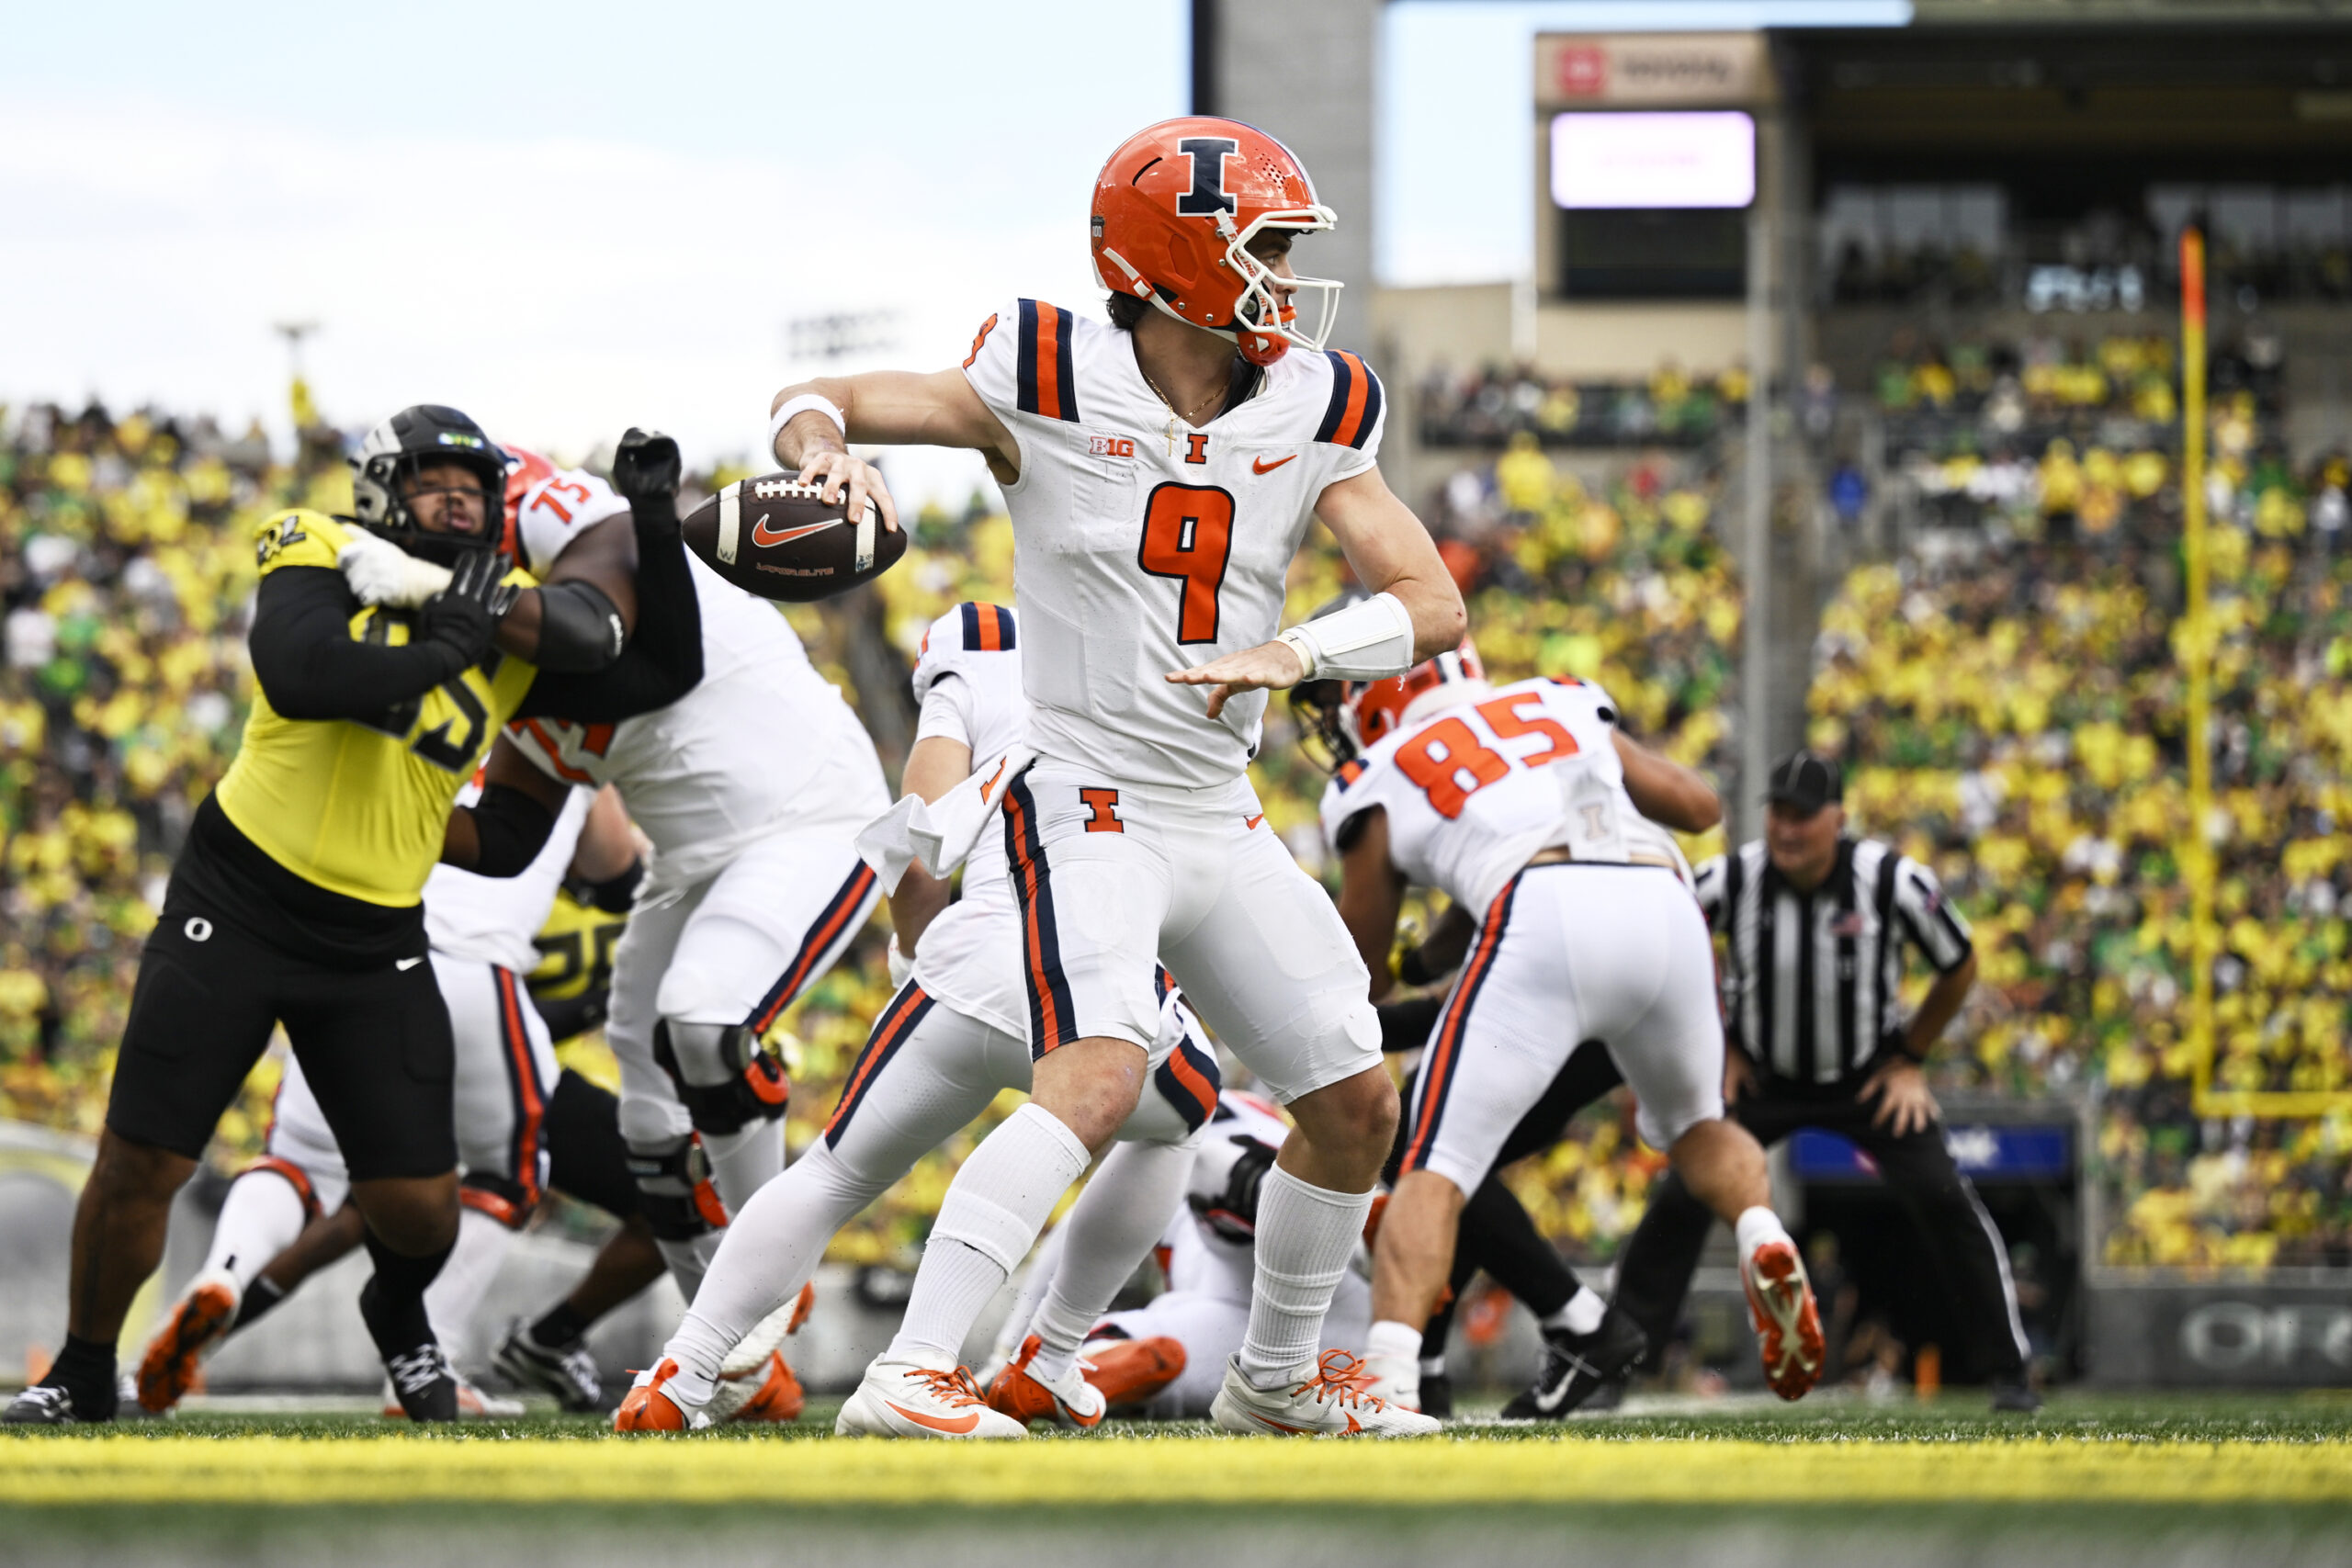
[1692,838,1973,1085]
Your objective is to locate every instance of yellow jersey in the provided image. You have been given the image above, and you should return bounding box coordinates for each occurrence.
[214,509,539,908]
[527,888,628,1019]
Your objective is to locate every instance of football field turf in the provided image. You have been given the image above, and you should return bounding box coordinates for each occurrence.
[6,1393,2349,1566]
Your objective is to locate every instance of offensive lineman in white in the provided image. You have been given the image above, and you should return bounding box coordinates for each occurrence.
[1315,646,1828,1409]
[616,604,1222,1432]
[497,494,891,1304]
[766,118,1462,1438]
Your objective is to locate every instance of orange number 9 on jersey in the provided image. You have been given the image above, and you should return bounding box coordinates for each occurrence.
[1137,482,1236,644]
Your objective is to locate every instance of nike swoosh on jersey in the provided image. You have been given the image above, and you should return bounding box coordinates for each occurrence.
[750,517,838,548]
[1244,813,1266,830]
[885,1400,979,1435]
[1251,455,1297,475]
[395,957,424,971]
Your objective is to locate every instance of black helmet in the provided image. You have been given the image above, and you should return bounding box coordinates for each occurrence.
[349,404,509,566]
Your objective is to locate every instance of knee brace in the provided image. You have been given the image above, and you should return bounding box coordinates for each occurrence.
[652,1019,789,1136]
[624,1132,732,1242]
[458,1170,537,1230]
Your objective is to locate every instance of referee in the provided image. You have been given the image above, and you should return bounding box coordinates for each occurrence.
[1605,750,2039,1413]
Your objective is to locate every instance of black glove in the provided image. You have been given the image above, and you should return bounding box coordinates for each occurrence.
[1187,1135,1279,1244]
[611,427,682,537]
[416,549,509,673]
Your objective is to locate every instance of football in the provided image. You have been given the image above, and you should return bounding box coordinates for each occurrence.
[680,473,906,603]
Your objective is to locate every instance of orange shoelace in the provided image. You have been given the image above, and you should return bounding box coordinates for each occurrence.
[1295,1349,1390,1412]
[905,1365,989,1408]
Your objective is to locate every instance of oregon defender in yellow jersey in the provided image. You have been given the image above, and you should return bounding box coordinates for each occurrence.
[8,411,703,1427]
[216,508,542,906]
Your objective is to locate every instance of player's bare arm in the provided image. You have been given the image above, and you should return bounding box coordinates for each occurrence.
[888,733,976,954]
[567,784,640,883]
[1405,901,1478,983]
[1335,806,1409,1001]
[1170,465,1465,719]
[439,734,571,873]
[769,370,1019,535]
[1613,730,1721,833]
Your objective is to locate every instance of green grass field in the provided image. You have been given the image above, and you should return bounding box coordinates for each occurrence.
[6,1392,2350,1567]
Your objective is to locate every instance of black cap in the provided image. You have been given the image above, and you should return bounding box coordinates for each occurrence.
[1766,750,1842,815]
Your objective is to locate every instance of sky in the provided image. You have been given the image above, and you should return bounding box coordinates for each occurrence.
[1,0,1904,503]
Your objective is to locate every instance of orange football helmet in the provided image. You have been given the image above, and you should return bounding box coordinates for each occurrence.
[1350,640,1487,751]
[1091,117,1340,367]
[501,444,559,557]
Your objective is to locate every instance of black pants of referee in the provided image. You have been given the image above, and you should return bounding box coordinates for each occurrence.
[1611,1077,2028,1383]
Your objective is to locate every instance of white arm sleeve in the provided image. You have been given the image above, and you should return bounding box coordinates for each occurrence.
[1279,591,1416,682]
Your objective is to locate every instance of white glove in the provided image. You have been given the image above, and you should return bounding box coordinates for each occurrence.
[338,531,453,608]
[887,934,914,990]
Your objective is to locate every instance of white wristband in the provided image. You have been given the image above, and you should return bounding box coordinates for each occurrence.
[1277,627,1320,681]
[768,394,846,460]
[1285,591,1416,682]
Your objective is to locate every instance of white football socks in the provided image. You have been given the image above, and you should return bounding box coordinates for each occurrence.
[702,1122,785,1213]
[1736,1205,1793,1258]
[661,1142,887,1408]
[887,1103,1091,1364]
[203,1168,311,1292]
[1025,1137,1195,1383]
[423,1206,515,1371]
[1543,1286,1608,1337]
[655,1232,723,1308]
[1238,1164,1372,1387]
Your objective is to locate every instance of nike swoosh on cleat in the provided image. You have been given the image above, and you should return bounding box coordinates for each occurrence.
[1244,814,1266,830]
[1252,455,1297,475]
[395,957,424,971]
[1250,1413,1312,1435]
[751,518,837,548]
[885,1400,979,1435]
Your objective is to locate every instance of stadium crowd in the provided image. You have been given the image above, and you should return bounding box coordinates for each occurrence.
[5,356,2346,1287]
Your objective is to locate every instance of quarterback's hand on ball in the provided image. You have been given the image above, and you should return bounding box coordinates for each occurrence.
[337,531,452,609]
[796,449,900,536]
[1167,639,1308,720]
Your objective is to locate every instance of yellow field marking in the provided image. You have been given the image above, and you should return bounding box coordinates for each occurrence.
[3,1436,2349,1507]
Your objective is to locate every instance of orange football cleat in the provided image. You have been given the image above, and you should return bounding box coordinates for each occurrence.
[985,1335,1104,1428]
[1742,1237,1826,1402]
[722,1349,806,1424]
[613,1358,697,1433]
[137,1271,239,1414]
[1078,1335,1186,1411]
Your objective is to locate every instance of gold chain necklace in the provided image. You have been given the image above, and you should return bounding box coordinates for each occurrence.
[1140,367,1227,456]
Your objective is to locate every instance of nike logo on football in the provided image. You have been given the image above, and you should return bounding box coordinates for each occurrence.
[1244,813,1266,830]
[750,517,836,548]
[1252,454,1297,475]
[395,957,424,971]
[885,1400,979,1435]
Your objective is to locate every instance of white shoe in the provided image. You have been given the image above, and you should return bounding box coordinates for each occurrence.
[380,1374,525,1419]
[705,1289,812,1424]
[835,1355,1026,1439]
[1210,1351,1441,1437]
[1358,1349,1421,1413]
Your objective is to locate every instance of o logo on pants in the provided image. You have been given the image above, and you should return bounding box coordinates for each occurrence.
[184,917,213,942]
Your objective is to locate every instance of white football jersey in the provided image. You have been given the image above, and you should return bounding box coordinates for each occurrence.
[961,299,1385,788]
[902,602,1026,1035]
[504,446,631,575]
[504,553,889,896]
[1317,677,1641,920]
[424,782,592,974]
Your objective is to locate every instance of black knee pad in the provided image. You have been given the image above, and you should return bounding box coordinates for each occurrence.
[624,1134,729,1242]
[651,1020,790,1136]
